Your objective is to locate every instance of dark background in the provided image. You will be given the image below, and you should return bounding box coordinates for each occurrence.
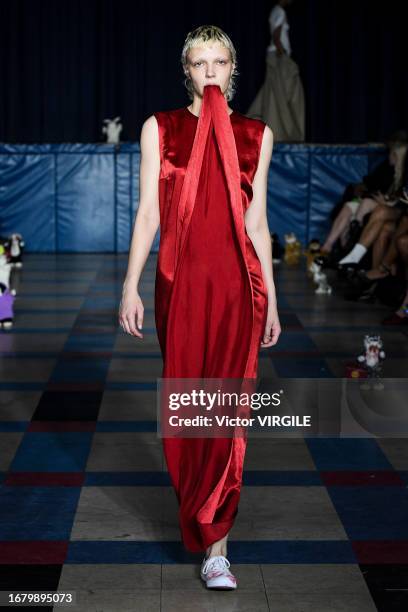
[0,0,406,144]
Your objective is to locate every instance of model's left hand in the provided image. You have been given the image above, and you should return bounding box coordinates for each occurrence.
[261,305,281,347]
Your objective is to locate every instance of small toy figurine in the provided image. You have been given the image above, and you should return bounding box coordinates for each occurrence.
[0,245,12,290]
[309,256,332,294]
[102,116,123,144]
[284,232,302,265]
[304,238,322,275]
[0,235,10,253]
[357,334,386,380]
[8,233,25,268]
[0,282,14,329]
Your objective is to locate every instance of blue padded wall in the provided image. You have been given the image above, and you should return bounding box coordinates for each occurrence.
[0,143,387,252]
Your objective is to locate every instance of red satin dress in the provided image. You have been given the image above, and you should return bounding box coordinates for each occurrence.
[154,85,268,553]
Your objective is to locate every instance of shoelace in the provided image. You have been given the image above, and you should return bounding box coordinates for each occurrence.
[201,555,231,577]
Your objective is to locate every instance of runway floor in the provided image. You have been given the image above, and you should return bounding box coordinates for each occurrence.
[1,253,408,611]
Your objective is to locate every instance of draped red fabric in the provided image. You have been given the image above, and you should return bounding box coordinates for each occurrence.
[154,84,268,552]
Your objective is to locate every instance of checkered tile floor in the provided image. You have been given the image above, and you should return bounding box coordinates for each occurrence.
[1,253,408,611]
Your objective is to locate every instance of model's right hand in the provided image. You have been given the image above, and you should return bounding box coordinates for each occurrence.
[119,288,144,338]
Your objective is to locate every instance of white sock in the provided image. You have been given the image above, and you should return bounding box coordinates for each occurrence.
[339,243,367,265]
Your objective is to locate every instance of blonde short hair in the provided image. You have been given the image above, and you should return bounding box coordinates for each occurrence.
[180,25,239,101]
[390,143,408,193]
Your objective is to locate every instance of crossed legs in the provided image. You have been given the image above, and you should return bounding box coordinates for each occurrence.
[365,215,408,279]
[322,197,377,253]
[338,203,401,265]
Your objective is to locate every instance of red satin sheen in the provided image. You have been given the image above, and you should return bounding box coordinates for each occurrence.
[154,85,267,552]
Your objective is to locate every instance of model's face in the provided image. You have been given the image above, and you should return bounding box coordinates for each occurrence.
[185,42,234,99]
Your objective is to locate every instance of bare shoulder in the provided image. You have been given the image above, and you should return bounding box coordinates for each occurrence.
[263,124,274,140]
[141,114,159,138]
[140,114,160,153]
[258,122,274,159]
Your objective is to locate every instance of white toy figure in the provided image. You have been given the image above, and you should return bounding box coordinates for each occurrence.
[0,245,13,291]
[357,334,385,379]
[310,256,332,294]
[9,233,25,268]
[102,116,123,144]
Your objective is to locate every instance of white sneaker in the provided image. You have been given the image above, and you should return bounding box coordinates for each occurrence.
[200,554,237,590]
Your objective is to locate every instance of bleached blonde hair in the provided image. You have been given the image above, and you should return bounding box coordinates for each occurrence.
[180,25,239,101]
[389,143,408,194]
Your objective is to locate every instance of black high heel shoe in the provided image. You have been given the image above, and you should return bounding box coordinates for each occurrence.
[344,277,378,302]
[357,262,391,284]
[357,281,379,302]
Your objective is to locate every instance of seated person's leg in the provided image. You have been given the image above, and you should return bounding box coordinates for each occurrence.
[321,202,354,252]
[382,229,408,324]
[364,221,397,279]
[338,204,401,266]
[355,197,378,224]
[381,215,408,274]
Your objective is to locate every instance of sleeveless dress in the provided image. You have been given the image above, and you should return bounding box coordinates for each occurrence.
[153,85,268,552]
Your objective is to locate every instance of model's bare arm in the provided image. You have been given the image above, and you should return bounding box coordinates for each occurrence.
[244,125,281,347]
[119,115,160,338]
[245,125,274,299]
